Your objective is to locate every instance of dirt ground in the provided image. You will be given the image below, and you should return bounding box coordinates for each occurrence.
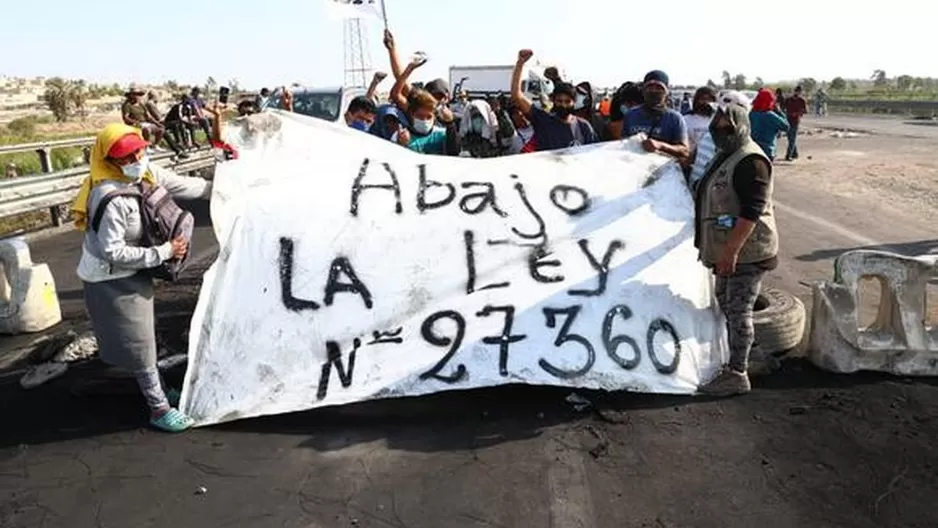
[2,128,938,528]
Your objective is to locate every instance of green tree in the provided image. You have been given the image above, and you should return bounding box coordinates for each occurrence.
[896,75,913,91]
[732,73,747,90]
[721,70,732,88]
[754,76,764,88]
[829,77,847,91]
[42,77,72,122]
[871,70,888,87]
[69,79,89,119]
[800,77,818,94]
[706,78,718,88]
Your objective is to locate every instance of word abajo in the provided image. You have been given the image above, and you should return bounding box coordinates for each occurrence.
[316,301,683,401]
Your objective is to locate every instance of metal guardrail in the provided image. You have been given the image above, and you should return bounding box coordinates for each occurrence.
[826,99,938,115]
[0,136,95,156]
[0,149,216,223]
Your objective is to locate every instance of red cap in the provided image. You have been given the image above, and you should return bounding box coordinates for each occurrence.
[108,133,149,159]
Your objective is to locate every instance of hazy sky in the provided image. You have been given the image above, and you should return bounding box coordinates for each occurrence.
[2,0,932,89]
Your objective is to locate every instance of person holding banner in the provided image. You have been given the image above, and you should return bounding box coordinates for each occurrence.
[694,103,779,397]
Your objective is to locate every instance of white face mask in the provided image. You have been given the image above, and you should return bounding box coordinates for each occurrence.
[413,118,434,134]
[121,155,149,181]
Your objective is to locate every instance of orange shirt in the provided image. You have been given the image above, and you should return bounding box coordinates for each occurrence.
[599,99,611,117]
[282,91,294,111]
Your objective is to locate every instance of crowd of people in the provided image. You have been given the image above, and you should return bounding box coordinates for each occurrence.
[80,32,818,431]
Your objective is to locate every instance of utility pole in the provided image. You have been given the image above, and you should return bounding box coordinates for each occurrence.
[343,18,372,88]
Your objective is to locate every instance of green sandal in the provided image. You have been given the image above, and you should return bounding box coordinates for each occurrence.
[150,408,194,433]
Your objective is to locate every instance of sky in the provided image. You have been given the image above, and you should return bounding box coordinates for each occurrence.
[2,0,933,90]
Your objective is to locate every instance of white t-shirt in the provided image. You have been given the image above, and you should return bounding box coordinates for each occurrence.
[683,113,712,150]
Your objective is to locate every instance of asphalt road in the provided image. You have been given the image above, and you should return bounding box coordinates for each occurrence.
[2,114,937,528]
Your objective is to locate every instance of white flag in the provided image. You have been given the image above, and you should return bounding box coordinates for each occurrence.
[325,0,385,21]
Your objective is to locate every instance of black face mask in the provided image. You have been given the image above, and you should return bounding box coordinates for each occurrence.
[553,106,572,119]
[644,90,666,107]
[694,102,715,116]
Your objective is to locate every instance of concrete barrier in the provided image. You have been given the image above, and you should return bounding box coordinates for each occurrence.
[0,237,62,334]
[809,250,938,375]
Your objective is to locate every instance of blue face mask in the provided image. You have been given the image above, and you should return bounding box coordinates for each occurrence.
[620,104,630,116]
[350,120,371,132]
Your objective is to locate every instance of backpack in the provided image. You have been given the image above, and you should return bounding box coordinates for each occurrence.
[91,181,195,282]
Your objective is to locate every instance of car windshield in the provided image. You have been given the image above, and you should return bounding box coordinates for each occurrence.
[277,90,341,122]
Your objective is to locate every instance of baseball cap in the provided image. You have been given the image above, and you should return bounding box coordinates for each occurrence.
[108,132,149,159]
[424,78,450,97]
[552,82,576,99]
[643,70,670,88]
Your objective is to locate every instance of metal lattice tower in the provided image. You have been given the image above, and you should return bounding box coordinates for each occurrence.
[343,18,372,88]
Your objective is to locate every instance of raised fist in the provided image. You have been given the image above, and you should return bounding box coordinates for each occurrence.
[517,49,533,63]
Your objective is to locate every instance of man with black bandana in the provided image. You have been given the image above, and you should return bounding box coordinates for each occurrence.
[694,103,778,397]
[621,70,689,160]
[511,49,598,151]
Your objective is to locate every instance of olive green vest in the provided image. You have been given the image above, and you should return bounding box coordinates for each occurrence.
[697,141,779,267]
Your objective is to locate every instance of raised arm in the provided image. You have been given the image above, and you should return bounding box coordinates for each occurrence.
[390,58,425,111]
[367,71,388,102]
[511,49,533,118]
[383,30,410,99]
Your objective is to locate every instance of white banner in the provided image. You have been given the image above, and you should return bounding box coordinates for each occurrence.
[179,111,727,426]
[325,0,385,21]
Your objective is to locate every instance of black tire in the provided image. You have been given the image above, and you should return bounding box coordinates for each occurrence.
[752,287,806,356]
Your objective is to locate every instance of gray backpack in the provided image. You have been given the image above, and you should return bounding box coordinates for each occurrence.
[91,181,194,281]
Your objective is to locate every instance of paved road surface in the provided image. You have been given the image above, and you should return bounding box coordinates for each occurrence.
[804,114,938,139]
[2,114,936,528]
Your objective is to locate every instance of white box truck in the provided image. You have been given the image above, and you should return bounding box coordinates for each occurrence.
[448,65,557,100]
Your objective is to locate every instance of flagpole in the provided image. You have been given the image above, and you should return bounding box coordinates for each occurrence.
[380,0,389,30]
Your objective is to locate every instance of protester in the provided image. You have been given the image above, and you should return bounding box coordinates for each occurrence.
[369,104,409,142]
[574,81,605,140]
[185,87,213,143]
[683,86,717,151]
[694,103,778,396]
[544,66,563,85]
[604,82,644,140]
[507,102,536,154]
[451,90,470,122]
[344,96,377,131]
[255,87,271,111]
[389,59,459,155]
[162,94,197,151]
[142,91,187,156]
[280,85,294,112]
[70,123,216,432]
[749,88,790,160]
[680,92,693,114]
[774,88,786,114]
[366,72,388,104]
[621,71,689,160]
[510,50,598,151]
[237,99,259,117]
[783,86,808,161]
[458,100,502,158]
[121,84,163,148]
[488,95,517,151]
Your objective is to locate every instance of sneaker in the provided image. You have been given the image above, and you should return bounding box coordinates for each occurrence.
[698,368,751,397]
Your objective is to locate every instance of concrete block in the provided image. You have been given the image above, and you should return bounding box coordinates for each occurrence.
[809,250,938,375]
[0,236,62,335]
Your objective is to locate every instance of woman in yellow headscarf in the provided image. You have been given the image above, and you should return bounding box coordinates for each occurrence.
[74,123,212,432]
